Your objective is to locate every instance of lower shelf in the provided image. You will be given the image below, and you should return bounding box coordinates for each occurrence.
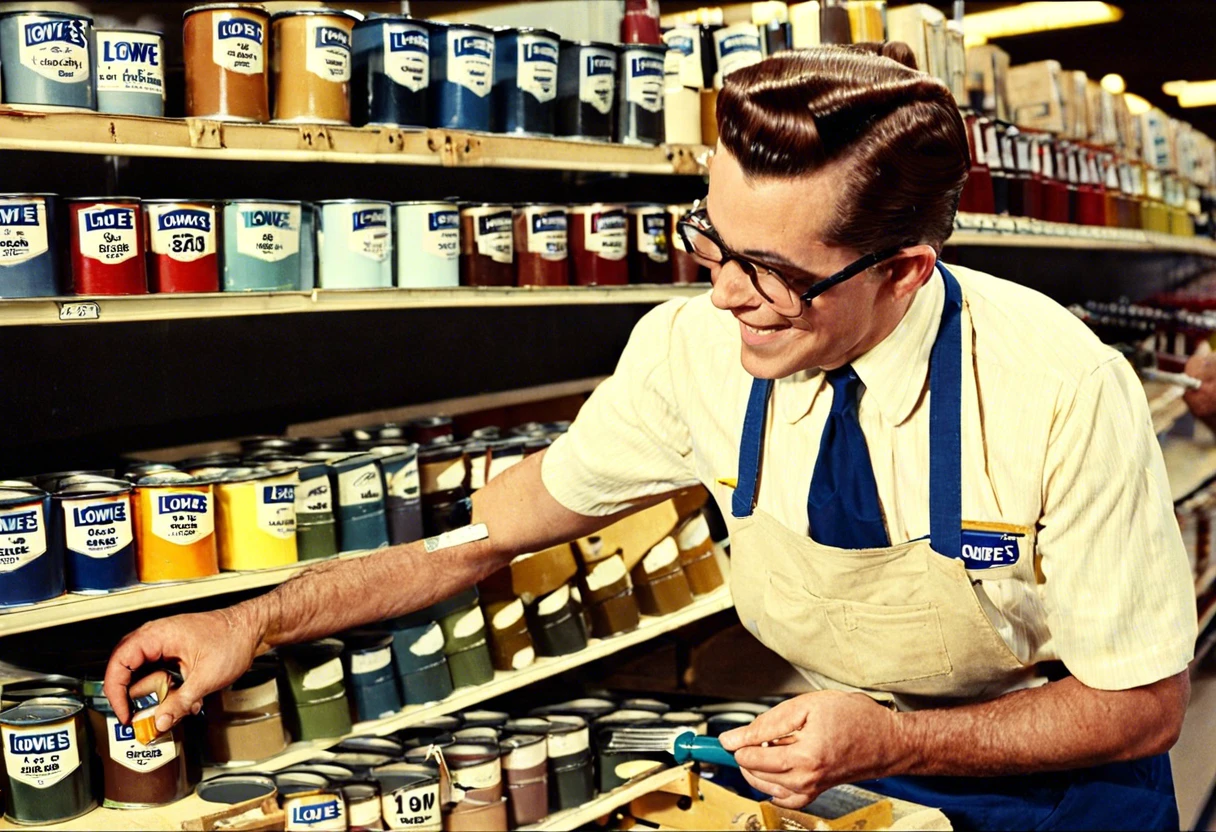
[522,763,692,831]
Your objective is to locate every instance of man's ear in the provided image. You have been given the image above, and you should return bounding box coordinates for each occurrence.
[884,245,938,301]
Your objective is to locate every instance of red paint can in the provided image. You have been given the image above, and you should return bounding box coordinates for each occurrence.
[67,197,147,295]
[143,199,220,293]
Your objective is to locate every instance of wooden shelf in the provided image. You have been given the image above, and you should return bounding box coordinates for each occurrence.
[1145,381,1192,436]
[1162,432,1216,503]
[952,213,1216,257]
[0,108,710,175]
[522,764,692,831]
[0,285,708,328]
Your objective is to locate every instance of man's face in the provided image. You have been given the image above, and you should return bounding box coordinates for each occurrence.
[706,146,894,379]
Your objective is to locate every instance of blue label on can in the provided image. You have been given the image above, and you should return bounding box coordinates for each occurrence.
[8,729,71,754]
[591,212,627,233]
[23,19,87,49]
[428,210,458,231]
[83,208,135,233]
[72,502,127,526]
[477,213,512,236]
[0,204,40,227]
[290,800,341,825]
[156,494,208,514]
[314,26,351,51]
[629,56,665,78]
[586,54,614,76]
[532,211,566,233]
[522,41,558,64]
[0,510,38,534]
[113,722,135,742]
[666,34,695,56]
[262,485,295,504]
[389,30,427,53]
[217,19,263,44]
[241,210,292,229]
[101,39,160,66]
[156,208,212,233]
[718,33,761,57]
[453,35,492,60]
[351,208,388,231]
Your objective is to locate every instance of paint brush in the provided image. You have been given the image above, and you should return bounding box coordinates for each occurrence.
[602,727,740,768]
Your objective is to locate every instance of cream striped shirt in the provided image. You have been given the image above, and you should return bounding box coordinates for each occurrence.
[542,263,1197,691]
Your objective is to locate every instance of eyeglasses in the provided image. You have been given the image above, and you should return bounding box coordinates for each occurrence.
[676,204,903,317]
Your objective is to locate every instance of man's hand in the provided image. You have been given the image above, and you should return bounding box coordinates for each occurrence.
[1185,340,1216,431]
[103,606,263,732]
[718,691,912,809]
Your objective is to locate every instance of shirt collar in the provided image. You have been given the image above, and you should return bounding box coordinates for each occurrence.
[778,269,945,426]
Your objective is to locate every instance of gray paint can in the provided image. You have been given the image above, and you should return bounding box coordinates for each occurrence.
[0,11,95,110]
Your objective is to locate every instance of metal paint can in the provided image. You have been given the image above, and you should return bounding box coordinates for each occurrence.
[89,693,188,809]
[616,44,666,146]
[271,9,356,125]
[214,468,298,571]
[329,454,389,553]
[513,204,568,287]
[393,202,458,288]
[299,201,317,290]
[196,773,277,804]
[132,472,219,583]
[278,639,353,743]
[387,620,453,706]
[492,27,558,136]
[222,199,302,291]
[295,462,338,561]
[352,15,429,128]
[95,28,165,116]
[283,786,348,831]
[183,3,270,122]
[0,488,62,608]
[569,203,627,286]
[459,203,513,287]
[627,203,671,284]
[67,197,147,295]
[143,199,220,293]
[317,200,392,289]
[51,482,137,594]
[0,11,95,110]
[439,603,494,689]
[556,40,615,141]
[379,446,423,546]
[428,22,494,131]
[712,23,763,88]
[373,765,442,832]
[0,697,95,825]
[0,193,60,298]
[341,781,382,831]
[343,631,402,722]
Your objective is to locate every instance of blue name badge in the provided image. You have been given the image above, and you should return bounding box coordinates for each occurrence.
[959,528,1022,569]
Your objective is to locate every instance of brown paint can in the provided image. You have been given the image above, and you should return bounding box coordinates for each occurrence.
[459,204,514,287]
[271,9,356,124]
[183,3,270,122]
[512,204,568,287]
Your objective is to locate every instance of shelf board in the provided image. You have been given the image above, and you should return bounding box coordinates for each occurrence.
[0,108,710,175]
[952,213,1216,257]
[0,285,708,328]
[522,763,692,830]
[1162,432,1216,503]
[1145,381,1192,436]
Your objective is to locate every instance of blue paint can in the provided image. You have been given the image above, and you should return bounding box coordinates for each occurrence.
[95,28,165,116]
[328,454,389,553]
[299,202,317,291]
[388,620,454,706]
[556,40,616,141]
[0,193,60,298]
[393,201,459,288]
[429,22,494,131]
[316,200,392,289]
[617,44,666,145]
[351,15,430,127]
[0,11,95,110]
[343,631,402,722]
[222,199,302,292]
[376,446,423,545]
[493,27,559,136]
[52,482,138,594]
[0,487,63,608]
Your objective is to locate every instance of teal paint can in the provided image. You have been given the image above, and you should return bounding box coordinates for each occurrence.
[95,28,165,116]
[0,11,95,110]
[222,200,302,291]
[316,200,392,289]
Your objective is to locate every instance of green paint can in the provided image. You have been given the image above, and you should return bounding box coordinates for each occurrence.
[279,640,353,742]
[0,697,95,825]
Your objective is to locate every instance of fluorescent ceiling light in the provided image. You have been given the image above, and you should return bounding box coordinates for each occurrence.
[1100,74,1125,95]
[963,2,1122,47]
[1162,80,1189,96]
[1177,81,1216,108]
[1124,93,1151,116]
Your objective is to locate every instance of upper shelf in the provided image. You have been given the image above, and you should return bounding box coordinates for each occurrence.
[952,212,1216,257]
[0,107,710,175]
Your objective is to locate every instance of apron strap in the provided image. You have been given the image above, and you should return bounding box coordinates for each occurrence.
[732,378,773,518]
[928,262,964,559]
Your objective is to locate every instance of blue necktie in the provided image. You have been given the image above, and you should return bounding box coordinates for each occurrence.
[807,366,890,548]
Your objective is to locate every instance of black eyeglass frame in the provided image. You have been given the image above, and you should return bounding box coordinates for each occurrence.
[677,207,904,308]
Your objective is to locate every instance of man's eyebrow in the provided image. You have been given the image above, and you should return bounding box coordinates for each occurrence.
[704,203,823,278]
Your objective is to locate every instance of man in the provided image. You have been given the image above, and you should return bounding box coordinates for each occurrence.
[105,45,1195,830]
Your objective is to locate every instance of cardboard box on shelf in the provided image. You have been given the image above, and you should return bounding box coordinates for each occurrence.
[887,4,946,84]
[1060,70,1089,141]
[965,44,1010,121]
[1007,60,1065,134]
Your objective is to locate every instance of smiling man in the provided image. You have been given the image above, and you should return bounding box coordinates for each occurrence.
[106,44,1195,831]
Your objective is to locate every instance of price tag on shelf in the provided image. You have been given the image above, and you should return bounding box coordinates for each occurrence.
[57,301,100,321]
[992,216,1017,234]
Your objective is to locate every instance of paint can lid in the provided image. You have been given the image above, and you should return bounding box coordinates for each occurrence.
[183,4,269,21]
[0,697,83,726]
[371,762,440,790]
[269,8,360,23]
[0,487,47,507]
[493,26,559,40]
[96,27,164,37]
[332,735,404,757]
[0,10,92,22]
[197,773,277,804]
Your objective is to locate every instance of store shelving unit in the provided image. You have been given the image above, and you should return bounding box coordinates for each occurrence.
[521,763,691,831]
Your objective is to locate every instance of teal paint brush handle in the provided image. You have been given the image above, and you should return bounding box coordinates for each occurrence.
[671,732,739,768]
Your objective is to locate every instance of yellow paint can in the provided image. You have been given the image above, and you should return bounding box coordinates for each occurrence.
[214,468,299,571]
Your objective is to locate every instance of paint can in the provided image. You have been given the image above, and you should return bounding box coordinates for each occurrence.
[299,201,317,290]
[51,482,137,595]
[283,786,348,831]
[143,199,220,293]
[485,599,535,671]
[0,12,95,111]
[668,203,706,284]
[132,472,219,583]
[569,203,627,286]
[418,443,469,537]
[271,10,356,124]
[459,204,513,287]
[446,742,506,828]
[0,488,62,608]
[341,781,382,831]
[408,417,454,446]
[295,462,338,561]
[527,584,588,657]
[627,203,671,284]
[278,639,353,742]
[317,200,392,289]
[393,202,459,288]
[428,22,494,131]
[329,454,389,553]
[89,693,188,808]
[0,697,95,825]
[222,199,302,291]
[0,193,60,298]
[203,663,288,764]
[513,204,568,287]
[95,28,165,116]
[214,468,298,571]
[196,773,277,804]
[342,631,402,722]
[183,3,270,122]
[556,40,615,141]
[712,23,763,88]
[66,197,146,296]
[492,27,558,136]
[387,619,453,706]
[439,602,494,690]
[352,15,429,128]
[373,765,442,832]
[661,31,701,145]
[378,446,423,546]
[616,44,666,145]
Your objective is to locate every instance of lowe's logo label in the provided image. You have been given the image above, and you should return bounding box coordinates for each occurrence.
[630,56,664,78]
[428,210,458,231]
[586,54,614,75]
[0,204,39,226]
[959,530,1021,569]
[352,209,387,231]
[389,30,427,53]
[314,26,350,50]
[453,36,491,59]
[0,511,38,534]
[262,485,295,504]
[113,723,135,742]
[667,34,695,55]
[718,33,761,57]
[84,208,134,233]
[242,210,292,229]
[9,730,71,754]
[23,19,87,48]
[522,42,557,63]
[157,208,211,233]
[73,502,127,526]
[101,39,160,65]
[217,19,263,44]
[157,494,208,514]
[290,800,341,825]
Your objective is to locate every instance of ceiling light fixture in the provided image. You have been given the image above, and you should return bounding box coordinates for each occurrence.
[1100,74,1125,95]
[1123,93,1152,116]
[962,2,1123,48]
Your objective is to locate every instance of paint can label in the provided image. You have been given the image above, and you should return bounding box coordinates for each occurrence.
[423,210,459,261]
[525,207,567,260]
[0,503,47,574]
[63,495,133,559]
[663,28,703,89]
[579,48,616,115]
[517,35,557,103]
[0,199,49,267]
[307,21,351,83]
[474,211,513,264]
[78,205,138,265]
[351,645,392,675]
[638,212,669,261]
[385,25,428,92]
[151,490,214,545]
[286,793,347,831]
[2,718,81,789]
[258,483,296,540]
[345,206,389,262]
[714,26,762,86]
[18,16,90,84]
[624,51,665,114]
[585,210,627,260]
[301,657,344,691]
[296,474,332,516]
[106,716,178,773]
[382,782,440,829]
[337,464,383,507]
[236,204,300,263]
[386,458,420,500]
[148,204,215,264]
[408,623,444,657]
[510,646,534,669]
[447,31,493,98]
[213,16,264,76]
[451,756,500,791]
[452,607,485,639]
[97,31,163,97]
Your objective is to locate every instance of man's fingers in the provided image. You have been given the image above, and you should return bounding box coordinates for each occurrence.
[719,700,808,751]
[770,791,814,810]
[734,743,795,774]
[152,678,205,734]
[129,670,173,701]
[739,767,797,802]
[103,630,166,724]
